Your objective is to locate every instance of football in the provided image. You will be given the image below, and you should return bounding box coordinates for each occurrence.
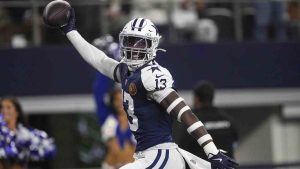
[43,0,71,28]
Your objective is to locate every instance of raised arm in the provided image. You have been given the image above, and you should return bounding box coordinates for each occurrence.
[66,30,119,80]
[62,9,120,80]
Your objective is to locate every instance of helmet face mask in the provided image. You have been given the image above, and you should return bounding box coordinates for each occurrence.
[120,34,154,68]
[119,18,160,70]
[120,35,152,50]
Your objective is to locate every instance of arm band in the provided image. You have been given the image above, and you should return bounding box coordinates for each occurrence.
[187,121,204,134]
[197,134,212,145]
[166,97,184,114]
[177,106,190,122]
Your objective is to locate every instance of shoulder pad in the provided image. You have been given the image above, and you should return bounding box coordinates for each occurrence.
[141,64,174,92]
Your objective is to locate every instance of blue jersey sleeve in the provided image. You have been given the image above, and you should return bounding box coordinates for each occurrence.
[93,72,114,124]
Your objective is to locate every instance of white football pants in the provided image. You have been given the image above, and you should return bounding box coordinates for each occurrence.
[119,143,185,169]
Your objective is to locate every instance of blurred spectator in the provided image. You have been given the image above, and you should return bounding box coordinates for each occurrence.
[173,81,238,165]
[131,0,169,39]
[255,1,288,41]
[0,97,56,169]
[194,18,218,43]
[240,2,256,40]
[288,1,300,40]
[101,87,135,169]
[171,0,198,42]
[0,0,35,47]
[195,0,234,41]
[195,0,206,18]
[106,0,132,40]
[0,8,12,47]
[131,0,168,25]
[171,0,219,43]
[11,34,28,48]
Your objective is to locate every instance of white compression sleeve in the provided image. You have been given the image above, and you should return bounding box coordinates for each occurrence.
[66,30,119,80]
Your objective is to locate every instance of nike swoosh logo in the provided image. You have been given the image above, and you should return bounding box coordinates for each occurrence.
[212,158,222,162]
[155,74,163,78]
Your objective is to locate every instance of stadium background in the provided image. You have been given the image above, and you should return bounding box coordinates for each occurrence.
[0,0,300,168]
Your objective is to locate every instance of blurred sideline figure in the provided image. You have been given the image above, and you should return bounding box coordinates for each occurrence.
[255,1,287,41]
[93,34,121,125]
[171,0,198,42]
[101,87,135,169]
[92,35,135,168]
[173,81,238,166]
[171,0,218,43]
[0,97,56,169]
[194,19,218,43]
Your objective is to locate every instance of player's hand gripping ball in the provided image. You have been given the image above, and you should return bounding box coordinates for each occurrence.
[43,0,71,28]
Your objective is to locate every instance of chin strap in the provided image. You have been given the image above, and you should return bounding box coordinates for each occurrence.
[157,48,166,52]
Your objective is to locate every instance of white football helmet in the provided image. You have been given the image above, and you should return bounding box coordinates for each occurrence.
[119,18,162,70]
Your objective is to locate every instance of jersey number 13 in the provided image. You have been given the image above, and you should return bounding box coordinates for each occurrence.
[123,91,139,131]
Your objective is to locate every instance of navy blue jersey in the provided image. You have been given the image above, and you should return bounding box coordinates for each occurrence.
[116,61,175,151]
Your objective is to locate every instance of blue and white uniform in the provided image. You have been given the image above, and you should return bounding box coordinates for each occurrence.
[66,30,198,169]
[65,18,236,169]
[57,6,238,167]
[115,61,186,169]
[118,61,173,151]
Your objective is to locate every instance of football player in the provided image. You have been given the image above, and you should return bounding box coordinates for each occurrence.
[59,9,238,169]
